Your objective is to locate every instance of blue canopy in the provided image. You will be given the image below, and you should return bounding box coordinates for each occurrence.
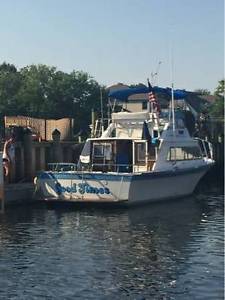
[108,86,187,101]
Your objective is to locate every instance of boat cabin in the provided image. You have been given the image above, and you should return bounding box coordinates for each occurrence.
[79,137,158,173]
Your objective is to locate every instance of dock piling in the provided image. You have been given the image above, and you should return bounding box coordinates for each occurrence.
[0,152,5,213]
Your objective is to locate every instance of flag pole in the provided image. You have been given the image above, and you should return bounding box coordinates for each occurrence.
[147,78,150,113]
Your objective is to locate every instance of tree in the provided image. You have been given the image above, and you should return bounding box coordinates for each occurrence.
[210,80,224,118]
[17,64,107,135]
[0,62,108,137]
[214,79,224,97]
[17,64,59,117]
[67,71,106,135]
[0,62,22,116]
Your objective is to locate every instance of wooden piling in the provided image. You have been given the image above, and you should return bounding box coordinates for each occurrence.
[23,128,35,181]
[52,129,63,162]
[0,152,5,213]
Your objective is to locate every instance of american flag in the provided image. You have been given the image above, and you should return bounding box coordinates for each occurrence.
[147,79,161,113]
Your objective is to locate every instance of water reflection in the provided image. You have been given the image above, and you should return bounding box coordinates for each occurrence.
[0,191,223,299]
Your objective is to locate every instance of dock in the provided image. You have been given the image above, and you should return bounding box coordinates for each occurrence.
[0,129,83,211]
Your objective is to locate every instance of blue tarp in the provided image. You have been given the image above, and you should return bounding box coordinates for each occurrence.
[108,86,187,101]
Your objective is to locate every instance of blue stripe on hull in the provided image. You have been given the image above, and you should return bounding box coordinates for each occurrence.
[37,164,211,182]
[132,164,211,181]
[38,172,132,182]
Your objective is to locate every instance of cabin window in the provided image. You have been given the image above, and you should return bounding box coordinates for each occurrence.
[134,142,146,164]
[93,144,104,157]
[93,143,112,160]
[167,146,202,161]
[142,101,147,110]
[153,130,158,138]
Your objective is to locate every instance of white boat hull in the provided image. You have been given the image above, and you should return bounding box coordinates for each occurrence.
[35,165,211,205]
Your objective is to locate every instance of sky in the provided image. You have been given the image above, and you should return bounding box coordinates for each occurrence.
[0,0,224,92]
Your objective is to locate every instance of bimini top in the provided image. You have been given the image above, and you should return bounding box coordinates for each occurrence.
[108,85,187,101]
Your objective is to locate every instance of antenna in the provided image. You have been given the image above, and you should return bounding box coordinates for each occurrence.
[151,61,162,85]
[147,78,150,113]
[100,88,104,134]
[170,42,175,133]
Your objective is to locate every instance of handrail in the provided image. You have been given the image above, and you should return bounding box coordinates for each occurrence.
[91,163,132,173]
[47,162,154,173]
[194,138,212,159]
[48,163,78,172]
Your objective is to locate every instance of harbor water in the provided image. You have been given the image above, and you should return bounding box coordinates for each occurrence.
[0,185,223,299]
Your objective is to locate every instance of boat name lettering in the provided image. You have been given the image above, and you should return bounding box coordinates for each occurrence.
[55,183,110,195]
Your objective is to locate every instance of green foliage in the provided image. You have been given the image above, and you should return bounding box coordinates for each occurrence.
[0,62,22,116]
[214,79,224,97]
[0,62,107,136]
[210,79,224,118]
[1,63,224,136]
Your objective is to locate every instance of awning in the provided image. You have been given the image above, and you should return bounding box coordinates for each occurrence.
[108,85,187,101]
